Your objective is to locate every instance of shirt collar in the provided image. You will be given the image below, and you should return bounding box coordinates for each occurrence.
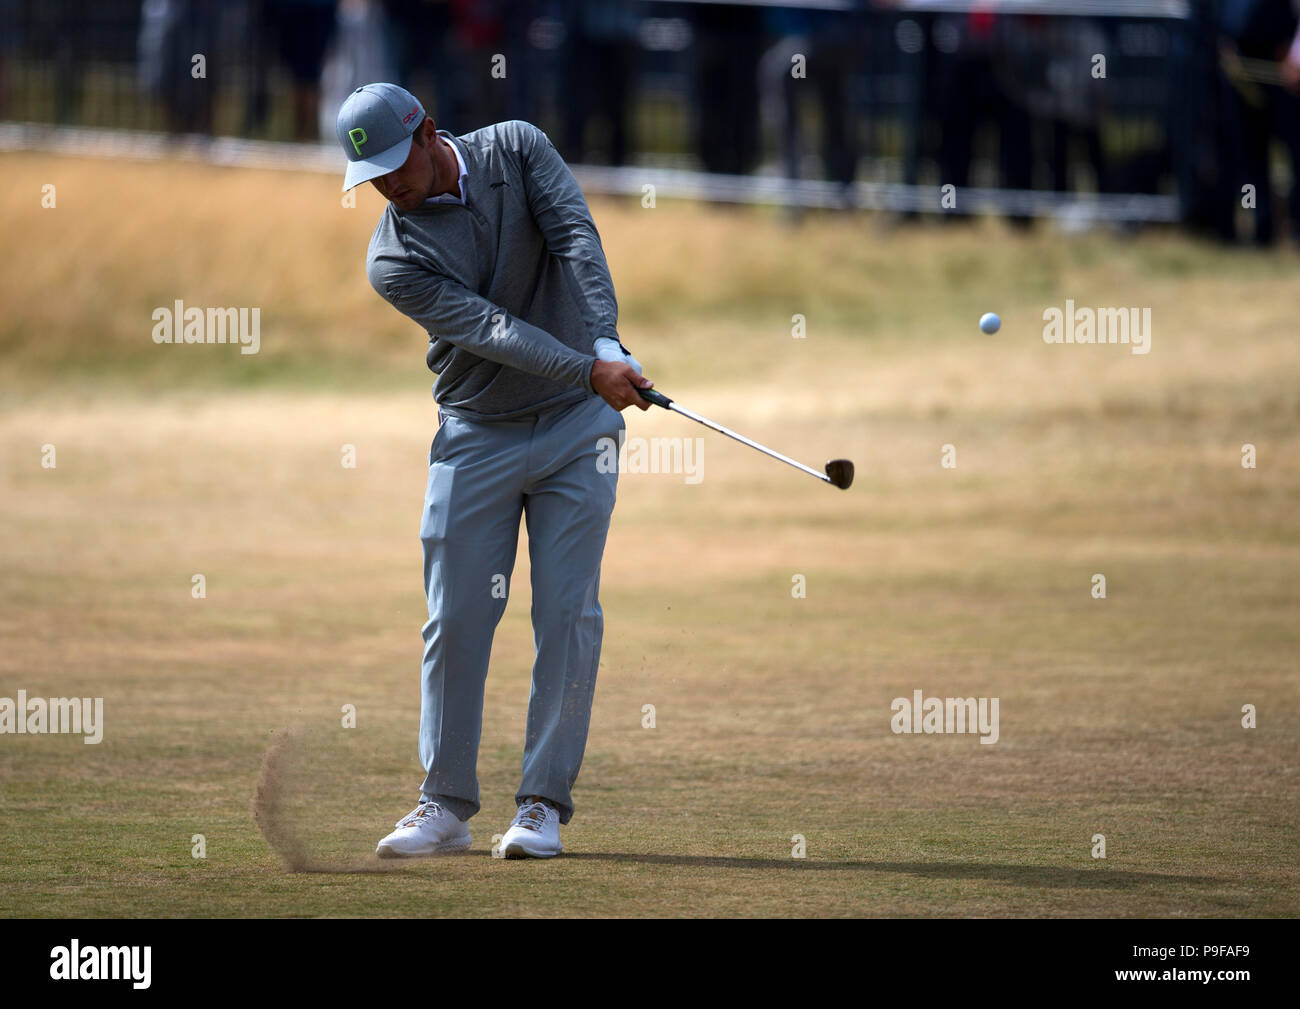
[424,135,468,206]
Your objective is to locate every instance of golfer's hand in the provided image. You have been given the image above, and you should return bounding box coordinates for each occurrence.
[591,360,653,412]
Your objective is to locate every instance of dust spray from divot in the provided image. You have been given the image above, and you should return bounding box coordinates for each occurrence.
[252,727,402,874]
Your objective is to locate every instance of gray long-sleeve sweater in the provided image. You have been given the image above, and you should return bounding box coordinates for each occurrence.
[366,120,619,421]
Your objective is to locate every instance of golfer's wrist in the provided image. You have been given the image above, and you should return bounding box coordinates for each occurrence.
[594,336,642,376]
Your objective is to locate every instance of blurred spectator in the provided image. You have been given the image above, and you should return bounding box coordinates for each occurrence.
[1220,0,1300,244]
[761,3,865,191]
[445,0,507,130]
[1171,0,1237,240]
[24,0,92,125]
[692,3,762,175]
[6,0,1300,243]
[442,1,549,131]
[320,0,396,139]
[261,0,338,140]
[0,0,19,119]
[349,1,550,136]
[933,11,1032,222]
[382,0,528,133]
[559,0,639,166]
[138,0,220,135]
[380,0,455,119]
[1031,16,1109,194]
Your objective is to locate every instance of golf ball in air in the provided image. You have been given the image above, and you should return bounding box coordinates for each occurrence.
[979,312,1001,334]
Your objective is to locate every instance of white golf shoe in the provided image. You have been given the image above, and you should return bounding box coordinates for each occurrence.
[500,798,563,859]
[375,800,471,858]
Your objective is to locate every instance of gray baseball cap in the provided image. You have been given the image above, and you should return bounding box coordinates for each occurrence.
[336,83,426,192]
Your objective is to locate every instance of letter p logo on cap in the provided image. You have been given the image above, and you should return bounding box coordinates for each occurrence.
[336,83,426,191]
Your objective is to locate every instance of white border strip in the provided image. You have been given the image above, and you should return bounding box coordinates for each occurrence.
[0,121,1180,223]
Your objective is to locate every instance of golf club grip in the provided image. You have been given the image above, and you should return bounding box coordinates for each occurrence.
[636,387,672,408]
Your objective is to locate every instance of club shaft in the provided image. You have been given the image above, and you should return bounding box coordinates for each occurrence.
[663,401,830,483]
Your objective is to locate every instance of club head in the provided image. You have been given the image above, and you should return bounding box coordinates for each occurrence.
[824,459,854,490]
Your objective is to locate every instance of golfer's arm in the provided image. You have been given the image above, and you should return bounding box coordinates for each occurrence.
[519,123,620,348]
[370,262,597,392]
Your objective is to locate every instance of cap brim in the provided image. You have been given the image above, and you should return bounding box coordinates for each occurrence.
[342,135,414,192]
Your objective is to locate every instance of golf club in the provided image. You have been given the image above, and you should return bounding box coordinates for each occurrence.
[635,387,854,490]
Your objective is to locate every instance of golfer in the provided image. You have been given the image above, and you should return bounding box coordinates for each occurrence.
[336,84,651,859]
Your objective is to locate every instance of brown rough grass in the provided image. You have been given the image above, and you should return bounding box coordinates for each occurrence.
[0,152,1297,917]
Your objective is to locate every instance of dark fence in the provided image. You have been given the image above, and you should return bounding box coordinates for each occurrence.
[0,1,1295,239]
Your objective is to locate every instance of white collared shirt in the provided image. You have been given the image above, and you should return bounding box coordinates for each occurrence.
[424,136,468,206]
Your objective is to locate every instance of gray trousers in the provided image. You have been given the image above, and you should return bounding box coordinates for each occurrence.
[417,393,622,825]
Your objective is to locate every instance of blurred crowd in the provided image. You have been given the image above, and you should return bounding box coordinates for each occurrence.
[2,0,1299,244]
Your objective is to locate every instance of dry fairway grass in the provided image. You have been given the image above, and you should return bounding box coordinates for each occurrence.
[0,152,1297,916]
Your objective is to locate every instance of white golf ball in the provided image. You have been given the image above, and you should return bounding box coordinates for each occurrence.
[979,312,1001,334]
